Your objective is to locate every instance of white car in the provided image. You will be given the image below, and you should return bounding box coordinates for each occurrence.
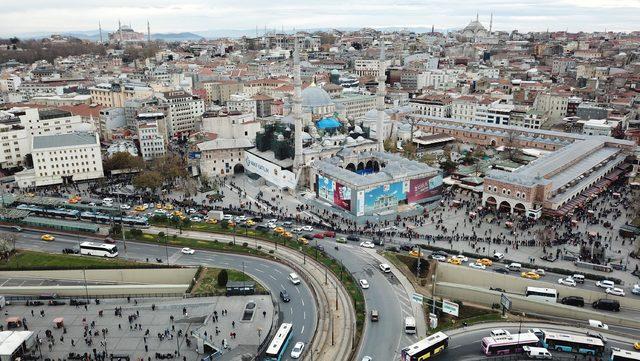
[290,341,305,359]
[235,215,247,221]
[632,284,640,295]
[223,214,233,220]
[301,225,314,231]
[454,254,469,262]
[361,357,372,361]
[431,254,446,262]
[359,241,375,248]
[120,204,131,210]
[267,223,277,229]
[605,287,625,297]
[190,217,202,222]
[596,280,615,289]
[534,268,546,276]
[493,252,505,260]
[181,247,195,255]
[558,277,576,287]
[468,262,486,270]
[292,227,303,232]
[490,329,511,337]
[359,279,370,289]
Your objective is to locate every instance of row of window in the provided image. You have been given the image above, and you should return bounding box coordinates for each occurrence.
[487,185,527,199]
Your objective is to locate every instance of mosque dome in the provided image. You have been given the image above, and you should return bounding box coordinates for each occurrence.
[301,84,333,108]
[461,17,489,39]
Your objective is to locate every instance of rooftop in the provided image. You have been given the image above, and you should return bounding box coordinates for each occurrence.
[33,132,98,150]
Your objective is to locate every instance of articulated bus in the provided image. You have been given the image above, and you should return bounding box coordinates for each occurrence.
[79,242,119,258]
[401,332,449,361]
[611,348,640,361]
[540,331,604,356]
[481,333,540,356]
[525,287,558,303]
[264,323,293,361]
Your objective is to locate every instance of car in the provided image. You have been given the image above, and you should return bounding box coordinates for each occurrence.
[379,264,391,273]
[315,244,325,251]
[274,227,285,234]
[489,287,505,292]
[454,254,469,262]
[361,357,372,361]
[134,205,145,212]
[634,342,640,350]
[246,220,256,227]
[558,277,577,287]
[120,204,130,210]
[292,227,303,232]
[399,244,413,252]
[359,279,370,289]
[313,233,325,239]
[223,214,233,220]
[431,254,446,262]
[631,284,640,295]
[606,287,626,297]
[62,248,79,254]
[41,234,55,241]
[104,237,116,244]
[282,221,293,227]
[190,217,202,222]
[588,319,609,330]
[370,309,379,322]
[279,290,290,303]
[48,300,66,306]
[266,223,277,229]
[592,299,620,312]
[288,273,301,285]
[521,271,541,280]
[533,269,546,276]
[409,249,424,257]
[163,204,174,210]
[490,329,511,337]
[290,341,305,359]
[469,262,486,270]
[586,331,608,344]
[298,237,309,245]
[493,252,505,260]
[336,237,347,244]
[266,218,277,224]
[596,280,615,289]
[70,299,89,306]
[359,241,375,248]
[476,258,493,266]
[181,248,195,255]
[447,257,462,265]
[494,268,509,274]
[561,296,585,307]
[301,225,314,231]
[324,231,336,238]
[346,235,360,242]
[234,215,247,221]
[527,328,544,339]
[282,232,293,239]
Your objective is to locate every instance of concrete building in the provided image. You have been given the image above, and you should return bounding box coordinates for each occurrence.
[15,132,103,188]
[475,100,514,126]
[581,119,614,136]
[533,92,568,121]
[158,90,205,138]
[9,107,86,137]
[196,138,254,177]
[98,107,126,141]
[253,94,274,118]
[0,111,29,169]
[89,83,153,108]
[334,93,377,120]
[409,94,452,118]
[136,112,167,161]
[201,110,261,140]
[202,81,244,104]
[354,59,382,77]
[451,96,477,122]
[576,102,610,120]
[227,94,256,116]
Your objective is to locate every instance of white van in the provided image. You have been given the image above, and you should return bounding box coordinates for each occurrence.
[588,319,609,330]
[404,317,416,334]
[379,264,391,273]
[102,198,114,206]
[523,346,552,359]
[506,263,522,272]
[572,274,585,284]
[288,273,301,285]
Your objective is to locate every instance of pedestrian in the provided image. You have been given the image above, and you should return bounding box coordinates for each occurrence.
[232,321,235,328]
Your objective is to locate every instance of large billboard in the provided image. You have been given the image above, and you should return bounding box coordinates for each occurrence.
[334,182,351,210]
[363,181,407,213]
[317,175,335,202]
[244,152,297,189]
[407,174,443,203]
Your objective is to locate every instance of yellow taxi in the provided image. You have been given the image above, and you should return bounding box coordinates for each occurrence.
[164,204,174,210]
[283,232,292,239]
[521,271,541,280]
[246,219,255,227]
[228,221,236,227]
[633,342,639,350]
[447,257,462,265]
[134,205,146,212]
[206,218,218,224]
[173,210,183,217]
[409,250,424,257]
[298,237,309,245]
[274,227,285,234]
[41,234,55,241]
[156,203,163,209]
[476,258,493,266]
[26,192,35,197]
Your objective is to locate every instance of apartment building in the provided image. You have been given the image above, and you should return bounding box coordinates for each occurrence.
[533,92,568,121]
[0,111,29,168]
[137,112,167,161]
[409,94,452,118]
[202,81,244,104]
[89,83,153,107]
[158,90,205,138]
[334,93,377,120]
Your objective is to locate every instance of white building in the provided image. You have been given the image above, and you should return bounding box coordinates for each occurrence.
[354,59,381,77]
[137,113,167,161]
[581,119,614,136]
[534,92,568,121]
[333,93,377,120]
[15,131,103,188]
[10,107,86,136]
[197,138,254,177]
[227,94,256,116]
[475,100,514,125]
[201,111,261,140]
[0,111,29,169]
[159,90,205,138]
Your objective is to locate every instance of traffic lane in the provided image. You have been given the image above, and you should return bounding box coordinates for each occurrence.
[13,233,317,359]
[322,242,409,361]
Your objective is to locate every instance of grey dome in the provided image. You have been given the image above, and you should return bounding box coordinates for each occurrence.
[302,85,333,108]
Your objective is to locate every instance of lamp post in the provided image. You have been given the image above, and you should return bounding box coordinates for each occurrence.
[164,234,169,264]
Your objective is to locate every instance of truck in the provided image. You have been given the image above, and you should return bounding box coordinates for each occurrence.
[207,210,224,221]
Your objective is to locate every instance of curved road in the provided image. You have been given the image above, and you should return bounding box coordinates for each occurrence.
[10,230,316,361]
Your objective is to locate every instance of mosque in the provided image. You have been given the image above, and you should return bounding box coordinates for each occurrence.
[458,14,494,42]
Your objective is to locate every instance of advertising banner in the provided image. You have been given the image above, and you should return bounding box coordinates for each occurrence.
[317,175,335,201]
[334,182,351,210]
[407,174,443,203]
[363,181,406,213]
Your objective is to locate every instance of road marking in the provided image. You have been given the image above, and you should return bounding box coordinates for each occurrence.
[269,275,277,280]
[281,284,285,290]
[255,269,265,273]
[290,308,293,315]
[301,299,305,307]
[0,280,8,287]
[272,269,282,274]
[449,345,462,350]
[300,326,305,334]
[296,287,300,294]
[303,311,306,320]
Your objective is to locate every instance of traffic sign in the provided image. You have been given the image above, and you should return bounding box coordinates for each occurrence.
[442,299,459,317]
[411,293,424,304]
[500,293,511,310]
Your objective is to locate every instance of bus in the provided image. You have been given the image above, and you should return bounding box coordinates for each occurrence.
[401,332,449,360]
[525,287,558,303]
[540,331,604,356]
[264,323,293,361]
[611,348,640,361]
[79,242,119,258]
[481,333,540,356]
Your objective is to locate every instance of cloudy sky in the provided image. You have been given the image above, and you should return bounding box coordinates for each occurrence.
[2,0,639,36]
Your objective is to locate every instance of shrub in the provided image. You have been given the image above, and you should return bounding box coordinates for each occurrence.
[242,242,248,247]
[217,269,228,287]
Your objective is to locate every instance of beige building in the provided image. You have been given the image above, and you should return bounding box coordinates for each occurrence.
[202,81,244,104]
[533,92,568,121]
[197,138,253,176]
[89,83,153,107]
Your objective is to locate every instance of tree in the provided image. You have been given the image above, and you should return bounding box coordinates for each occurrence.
[383,138,396,152]
[103,152,144,172]
[132,171,163,192]
[217,269,229,287]
[503,130,521,161]
[402,142,417,159]
[419,152,438,166]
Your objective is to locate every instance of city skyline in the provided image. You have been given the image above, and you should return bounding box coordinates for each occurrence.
[2,0,640,37]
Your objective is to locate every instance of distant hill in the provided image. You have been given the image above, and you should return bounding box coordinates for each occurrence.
[151,32,204,41]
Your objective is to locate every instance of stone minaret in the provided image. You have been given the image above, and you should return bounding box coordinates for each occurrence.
[147,20,151,43]
[376,42,387,151]
[293,37,304,171]
[489,13,493,34]
[99,21,103,43]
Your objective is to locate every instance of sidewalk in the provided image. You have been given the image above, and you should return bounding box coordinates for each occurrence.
[147,226,356,361]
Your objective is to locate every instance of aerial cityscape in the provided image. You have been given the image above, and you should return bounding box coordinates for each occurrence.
[0,1,639,360]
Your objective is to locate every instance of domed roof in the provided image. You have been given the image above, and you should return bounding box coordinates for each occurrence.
[302,84,333,108]
[464,20,487,32]
[316,117,342,129]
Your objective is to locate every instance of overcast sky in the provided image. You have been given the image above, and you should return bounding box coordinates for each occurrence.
[2,0,639,36]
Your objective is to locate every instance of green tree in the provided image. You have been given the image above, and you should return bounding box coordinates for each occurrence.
[402,142,417,159]
[132,171,163,192]
[103,152,144,172]
[217,269,229,287]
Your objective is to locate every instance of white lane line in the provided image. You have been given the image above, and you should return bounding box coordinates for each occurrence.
[290,308,293,315]
[300,326,305,335]
[269,275,277,280]
[301,299,305,307]
[449,345,462,350]
[296,287,301,294]
[273,269,282,274]
[0,280,8,286]
[281,284,285,290]
[255,269,265,273]
[303,311,306,320]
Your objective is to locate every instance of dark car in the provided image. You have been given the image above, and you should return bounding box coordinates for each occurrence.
[255,225,269,231]
[494,268,510,275]
[62,248,79,254]
[399,244,413,252]
[561,296,585,307]
[586,331,608,344]
[26,300,43,306]
[38,293,58,300]
[315,244,325,252]
[70,299,89,306]
[592,298,620,312]
[489,287,505,292]
[48,300,66,306]
[433,250,448,257]
[279,290,290,303]
[372,239,385,246]
[346,235,360,242]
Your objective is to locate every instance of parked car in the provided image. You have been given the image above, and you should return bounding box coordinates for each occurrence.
[26,300,43,306]
[558,277,577,287]
[70,299,89,306]
[48,300,66,306]
[596,280,615,289]
[606,287,625,297]
[323,231,336,238]
[561,296,584,307]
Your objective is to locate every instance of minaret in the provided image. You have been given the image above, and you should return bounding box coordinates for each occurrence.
[118,20,123,43]
[147,20,151,43]
[489,13,493,34]
[98,21,103,43]
[376,41,387,151]
[292,37,304,171]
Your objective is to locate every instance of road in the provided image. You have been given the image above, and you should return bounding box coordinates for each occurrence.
[10,230,316,361]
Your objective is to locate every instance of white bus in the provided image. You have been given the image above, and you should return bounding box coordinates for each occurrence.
[80,242,118,258]
[264,323,293,361]
[401,332,449,360]
[541,331,604,356]
[525,287,558,303]
[611,349,640,361]
[404,316,416,334]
